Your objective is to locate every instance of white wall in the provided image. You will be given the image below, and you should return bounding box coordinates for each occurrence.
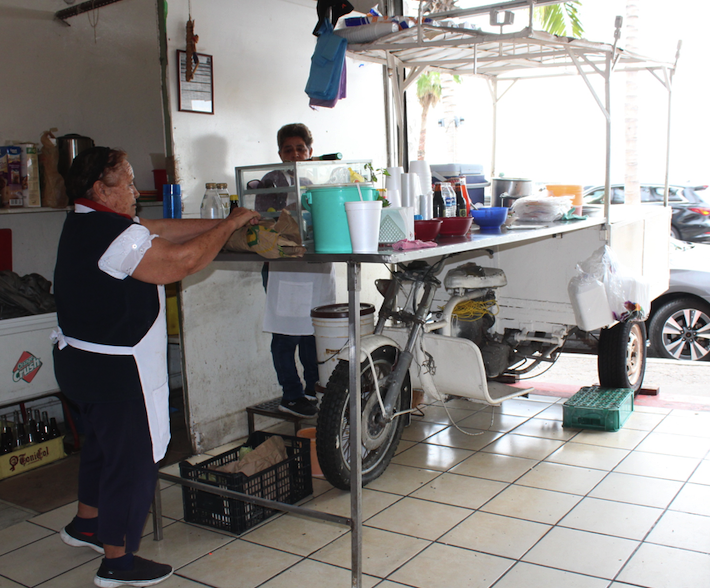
[0,0,164,191]
[0,0,165,278]
[164,0,389,451]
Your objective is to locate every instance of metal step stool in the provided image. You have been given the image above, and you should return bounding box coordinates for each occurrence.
[246,397,309,436]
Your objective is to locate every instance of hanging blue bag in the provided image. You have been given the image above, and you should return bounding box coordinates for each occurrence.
[305,20,347,102]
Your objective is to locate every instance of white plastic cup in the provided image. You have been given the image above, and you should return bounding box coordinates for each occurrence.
[409,160,432,196]
[345,200,383,253]
[401,172,421,209]
[386,188,401,207]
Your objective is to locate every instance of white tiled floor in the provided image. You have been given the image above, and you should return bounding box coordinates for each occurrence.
[2,395,710,588]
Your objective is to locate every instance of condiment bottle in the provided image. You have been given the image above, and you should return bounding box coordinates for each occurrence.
[229,194,240,212]
[459,177,473,216]
[200,183,224,219]
[433,183,445,218]
[454,182,467,217]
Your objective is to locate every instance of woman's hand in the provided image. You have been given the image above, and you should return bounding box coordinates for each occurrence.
[227,206,261,229]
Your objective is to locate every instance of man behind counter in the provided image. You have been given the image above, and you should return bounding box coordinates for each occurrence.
[262,123,336,418]
[53,147,259,588]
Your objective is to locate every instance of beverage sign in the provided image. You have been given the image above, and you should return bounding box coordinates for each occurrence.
[12,351,43,384]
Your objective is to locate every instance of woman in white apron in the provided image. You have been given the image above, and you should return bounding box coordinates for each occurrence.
[53,147,259,588]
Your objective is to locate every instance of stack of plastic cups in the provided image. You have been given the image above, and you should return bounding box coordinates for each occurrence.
[163,184,182,218]
[385,166,403,207]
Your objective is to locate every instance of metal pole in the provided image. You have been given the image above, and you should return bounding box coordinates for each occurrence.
[347,261,363,588]
[151,481,163,541]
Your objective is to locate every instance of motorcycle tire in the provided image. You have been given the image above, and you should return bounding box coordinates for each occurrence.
[597,320,646,392]
[316,345,411,491]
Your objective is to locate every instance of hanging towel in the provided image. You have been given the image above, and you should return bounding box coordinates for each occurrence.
[305,20,347,103]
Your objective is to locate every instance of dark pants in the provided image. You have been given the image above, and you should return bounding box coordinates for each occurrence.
[271,333,319,402]
[75,396,158,553]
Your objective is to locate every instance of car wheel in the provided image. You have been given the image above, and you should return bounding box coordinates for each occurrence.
[670,226,682,240]
[648,297,710,361]
[598,321,646,392]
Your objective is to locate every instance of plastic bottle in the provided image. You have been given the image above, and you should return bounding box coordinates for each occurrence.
[441,182,457,217]
[200,183,224,219]
[216,183,230,216]
[433,183,445,218]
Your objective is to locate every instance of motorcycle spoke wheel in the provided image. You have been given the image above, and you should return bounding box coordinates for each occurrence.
[316,346,410,491]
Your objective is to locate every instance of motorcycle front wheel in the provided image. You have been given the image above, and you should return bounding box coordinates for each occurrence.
[316,345,411,491]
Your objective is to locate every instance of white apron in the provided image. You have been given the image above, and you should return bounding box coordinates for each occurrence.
[263,262,336,336]
[51,286,170,463]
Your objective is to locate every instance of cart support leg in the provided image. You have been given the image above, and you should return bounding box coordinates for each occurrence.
[347,260,363,588]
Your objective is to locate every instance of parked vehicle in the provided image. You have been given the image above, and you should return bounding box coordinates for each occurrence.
[583,184,710,243]
[647,239,710,361]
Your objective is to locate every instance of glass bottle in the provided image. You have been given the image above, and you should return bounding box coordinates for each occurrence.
[49,417,62,440]
[200,183,225,219]
[40,411,50,442]
[433,183,445,218]
[15,411,27,448]
[216,183,230,216]
[441,182,457,218]
[1,416,14,454]
[454,182,467,217]
[229,194,240,212]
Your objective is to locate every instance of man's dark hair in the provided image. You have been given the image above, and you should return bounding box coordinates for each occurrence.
[65,147,127,204]
[277,123,313,150]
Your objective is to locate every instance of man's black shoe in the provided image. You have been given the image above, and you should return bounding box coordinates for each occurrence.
[279,397,318,417]
[60,520,104,554]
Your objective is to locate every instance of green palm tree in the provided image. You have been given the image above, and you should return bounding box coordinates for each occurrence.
[416,72,443,160]
[536,1,583,37]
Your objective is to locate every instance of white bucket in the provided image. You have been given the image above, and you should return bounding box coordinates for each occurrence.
[311,303,376,390]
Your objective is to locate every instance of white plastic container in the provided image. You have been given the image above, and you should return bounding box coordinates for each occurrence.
[568,277,615,331]
[311,303,376,388]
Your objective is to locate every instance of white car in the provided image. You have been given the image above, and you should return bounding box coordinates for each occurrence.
[646,239,710,361]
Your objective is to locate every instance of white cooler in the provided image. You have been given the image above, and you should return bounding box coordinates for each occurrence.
[0,313,59,406]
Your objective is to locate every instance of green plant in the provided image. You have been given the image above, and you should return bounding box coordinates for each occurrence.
[365,162,390,185]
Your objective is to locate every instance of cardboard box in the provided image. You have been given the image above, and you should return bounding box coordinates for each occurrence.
[0,437,66,480]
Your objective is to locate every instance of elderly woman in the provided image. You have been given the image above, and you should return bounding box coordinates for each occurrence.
[53,147,258,588]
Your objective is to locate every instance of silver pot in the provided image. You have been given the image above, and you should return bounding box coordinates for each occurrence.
[57,134,95,179]
[492,177,532,207]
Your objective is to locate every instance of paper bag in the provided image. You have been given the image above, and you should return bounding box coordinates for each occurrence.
[224,210,306,259]
[210,435,288,478]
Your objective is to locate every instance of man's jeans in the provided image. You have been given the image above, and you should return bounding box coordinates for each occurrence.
[271,333,319,401]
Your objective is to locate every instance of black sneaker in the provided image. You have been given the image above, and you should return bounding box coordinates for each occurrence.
[94,556,173,588]
[60,520,104,554]
[304,389,318,402]
[279,397,318,417]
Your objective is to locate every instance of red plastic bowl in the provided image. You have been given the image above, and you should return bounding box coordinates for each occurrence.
[414,219,442,241]
[437,216,473,236]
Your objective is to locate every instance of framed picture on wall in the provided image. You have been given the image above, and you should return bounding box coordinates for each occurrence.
[177,50,214,114]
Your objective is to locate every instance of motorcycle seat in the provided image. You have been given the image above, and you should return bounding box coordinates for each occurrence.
[444,264,507,290]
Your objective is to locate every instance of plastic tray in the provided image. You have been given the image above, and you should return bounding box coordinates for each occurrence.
[180,431,312,535]
[562,386,634,432]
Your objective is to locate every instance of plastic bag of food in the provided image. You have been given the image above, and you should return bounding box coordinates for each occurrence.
[568,246,650,330]
[223,210,306,259]
[510,195,572,222]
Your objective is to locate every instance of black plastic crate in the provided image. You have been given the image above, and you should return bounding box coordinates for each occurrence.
[179,431,312,535]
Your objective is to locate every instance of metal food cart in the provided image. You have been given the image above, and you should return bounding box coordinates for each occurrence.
[160,4,680,587]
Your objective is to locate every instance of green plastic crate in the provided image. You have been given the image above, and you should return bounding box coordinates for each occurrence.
[562,386,634,431]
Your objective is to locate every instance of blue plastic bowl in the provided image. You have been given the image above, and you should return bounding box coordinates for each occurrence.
[470,207,508,232]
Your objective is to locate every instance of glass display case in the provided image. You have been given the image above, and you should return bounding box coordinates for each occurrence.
[235,160,372,245]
